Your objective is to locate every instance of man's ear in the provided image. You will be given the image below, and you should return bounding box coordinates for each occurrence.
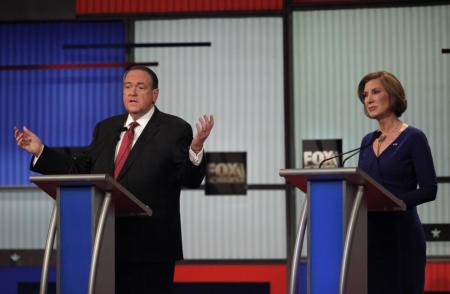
[152,88,159,104]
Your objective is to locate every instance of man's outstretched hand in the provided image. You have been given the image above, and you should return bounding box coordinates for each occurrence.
[14,126,43,157]
[191,115,214,154]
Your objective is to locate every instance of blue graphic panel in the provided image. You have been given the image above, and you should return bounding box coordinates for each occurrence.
[0,22,126,185]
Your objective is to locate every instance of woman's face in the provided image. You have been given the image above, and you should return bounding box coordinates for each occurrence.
[363,78,393,120]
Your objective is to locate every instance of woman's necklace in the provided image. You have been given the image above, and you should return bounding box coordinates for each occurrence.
[376,121,403,156]
[376,134,387,156]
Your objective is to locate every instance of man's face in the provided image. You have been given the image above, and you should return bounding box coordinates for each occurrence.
[123,69,159,120]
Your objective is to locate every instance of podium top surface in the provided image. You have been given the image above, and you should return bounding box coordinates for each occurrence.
[30,174,152,217]
[279,167,406,211]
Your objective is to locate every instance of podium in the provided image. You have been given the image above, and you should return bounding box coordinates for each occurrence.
[30,174,152,294]
[279,168,406,294]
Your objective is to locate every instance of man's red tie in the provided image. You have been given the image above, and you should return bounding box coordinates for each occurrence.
[114,122,139,178]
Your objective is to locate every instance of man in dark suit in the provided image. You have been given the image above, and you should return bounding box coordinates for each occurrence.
[14,65,214,293]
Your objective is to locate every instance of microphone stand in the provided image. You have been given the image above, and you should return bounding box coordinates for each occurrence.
[318,131,382,168]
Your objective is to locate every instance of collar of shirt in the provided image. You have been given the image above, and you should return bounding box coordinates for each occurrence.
[115,107,155,159]
[123,106,155,143]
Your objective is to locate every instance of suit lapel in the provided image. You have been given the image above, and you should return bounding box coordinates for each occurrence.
[100,115,128,175]
[116,108,162,180]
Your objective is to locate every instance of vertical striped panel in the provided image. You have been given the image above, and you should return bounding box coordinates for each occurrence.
[0,22,125,186]
[134,18,285,259]
[180,190,286,259]
[293,5,450,256]
[77,0,283,14]
[0,188,288,258]
[134,18,284,184]
[0,189,53,248]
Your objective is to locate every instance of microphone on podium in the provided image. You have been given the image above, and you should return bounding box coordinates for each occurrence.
[341,132,380,166]
[117,126,128,133]
[113,126,128,142]
[318,131,382,168]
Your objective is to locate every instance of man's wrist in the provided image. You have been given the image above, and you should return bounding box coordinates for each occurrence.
[191,144,203,154]
[34,144,44,158]
[189,147,204,166]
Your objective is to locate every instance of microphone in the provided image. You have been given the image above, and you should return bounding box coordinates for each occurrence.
[117,126,128,133]
[114,126,128,142]
[318,131,382,168]
[341,131,382,166]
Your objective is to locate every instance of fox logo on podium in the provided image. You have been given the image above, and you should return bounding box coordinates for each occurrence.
[303,139,342,168]
[205,152,247,195]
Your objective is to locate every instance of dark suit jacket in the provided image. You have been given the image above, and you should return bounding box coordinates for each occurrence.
[32,107,206,262]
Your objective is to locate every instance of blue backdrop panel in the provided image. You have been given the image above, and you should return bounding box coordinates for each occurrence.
[0,21,126,186]
[309,181,343,294]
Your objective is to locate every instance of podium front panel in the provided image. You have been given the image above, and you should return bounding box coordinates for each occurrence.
[308,181,344,294]
[30,174,144,294]
[58,186,94,294]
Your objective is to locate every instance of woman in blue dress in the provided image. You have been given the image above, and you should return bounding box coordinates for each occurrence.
[357,71,437,294]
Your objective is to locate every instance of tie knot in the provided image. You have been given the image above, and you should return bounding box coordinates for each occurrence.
[128,121,139,131]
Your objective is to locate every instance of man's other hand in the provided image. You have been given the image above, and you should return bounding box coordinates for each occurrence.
[191,115,214,153]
